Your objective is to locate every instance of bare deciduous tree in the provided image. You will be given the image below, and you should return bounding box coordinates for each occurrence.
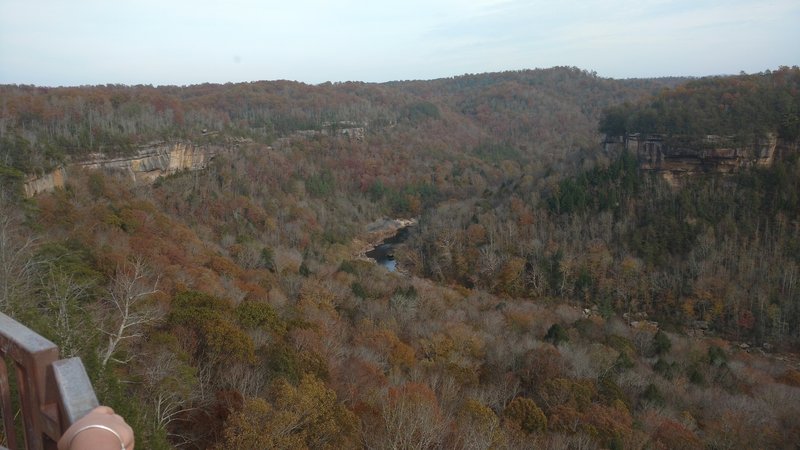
[40,267,93,357]
[99,258,162,367]
[140,350,199,443]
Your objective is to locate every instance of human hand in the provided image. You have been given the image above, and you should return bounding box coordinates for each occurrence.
[57,406,135,450]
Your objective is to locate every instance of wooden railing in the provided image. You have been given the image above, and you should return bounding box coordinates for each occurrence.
[0,313,98,450]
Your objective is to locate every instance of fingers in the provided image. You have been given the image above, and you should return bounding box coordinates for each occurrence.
[91,406,115,415]
[57,406,135,450]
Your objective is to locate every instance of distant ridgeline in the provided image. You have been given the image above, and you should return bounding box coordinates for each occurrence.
[1,67,688,196]
[600,67,800,181]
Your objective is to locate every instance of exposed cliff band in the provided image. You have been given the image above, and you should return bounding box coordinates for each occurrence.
[23,141,223,197]
[604,132,797,185]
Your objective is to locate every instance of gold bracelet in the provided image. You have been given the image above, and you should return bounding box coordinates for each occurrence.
[68,424,126,450]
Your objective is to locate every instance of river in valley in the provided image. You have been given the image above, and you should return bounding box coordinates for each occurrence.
[365,226,412,272]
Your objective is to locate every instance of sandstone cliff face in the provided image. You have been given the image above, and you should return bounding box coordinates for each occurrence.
[628,133,779,175]
[23,141,222,197]
[79,142,217,183]
[24,167,67,197]
[603,133,797,186]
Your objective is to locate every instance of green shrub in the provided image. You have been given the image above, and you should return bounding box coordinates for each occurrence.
[652,330,672,356]
[641,383,664,406]
[544,323,569,345]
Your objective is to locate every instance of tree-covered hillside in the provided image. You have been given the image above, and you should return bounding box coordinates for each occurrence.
[599,66,800,143]
[1,68,799,449]
[1,67,678,173]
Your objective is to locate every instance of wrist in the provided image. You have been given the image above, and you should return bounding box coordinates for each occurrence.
[69,424,126,450]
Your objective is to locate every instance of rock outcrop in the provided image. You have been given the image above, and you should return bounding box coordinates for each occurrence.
[605,132,796,185]
[23,167,67,197]
[79,141,218,183]
[23,141,226,197]
[629,133,778,173]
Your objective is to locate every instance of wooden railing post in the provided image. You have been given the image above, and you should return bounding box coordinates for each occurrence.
[0,360,19,449]
[0,313,98,450]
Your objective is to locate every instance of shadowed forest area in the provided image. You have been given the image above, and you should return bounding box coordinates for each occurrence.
[1,66,800,449]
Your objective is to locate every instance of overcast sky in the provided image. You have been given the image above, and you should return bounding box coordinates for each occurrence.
[1,0,798,86]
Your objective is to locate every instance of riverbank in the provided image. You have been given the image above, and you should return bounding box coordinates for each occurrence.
[351,217,417,262]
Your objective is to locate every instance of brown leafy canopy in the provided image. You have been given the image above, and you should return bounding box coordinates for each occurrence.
[2,68,800,450]
[217,374,359,450]
[503,396,547,434]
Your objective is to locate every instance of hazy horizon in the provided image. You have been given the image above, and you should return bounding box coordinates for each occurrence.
[2,0,798,87]
[0,66,721,89]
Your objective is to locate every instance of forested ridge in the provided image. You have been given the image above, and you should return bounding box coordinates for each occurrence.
[599,66,800,143]
[1,67,799,449]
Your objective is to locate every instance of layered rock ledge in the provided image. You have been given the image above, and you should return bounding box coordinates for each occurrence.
[23,141,230,197]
